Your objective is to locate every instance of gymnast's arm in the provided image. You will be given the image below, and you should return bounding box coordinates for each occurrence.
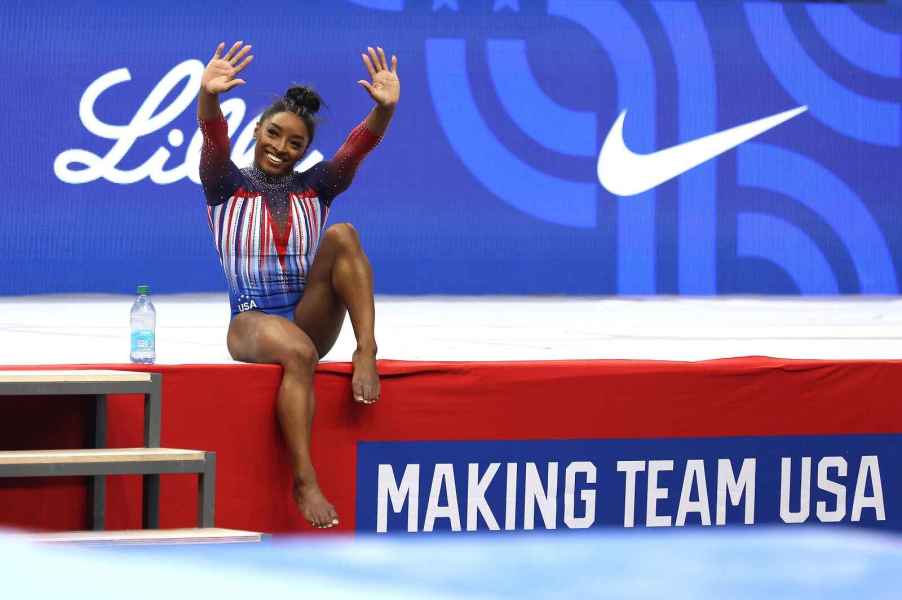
[317,46,400,200]
[197,41,254,206]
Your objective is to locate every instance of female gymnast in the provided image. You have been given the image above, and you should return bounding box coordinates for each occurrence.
[197,41,399,528]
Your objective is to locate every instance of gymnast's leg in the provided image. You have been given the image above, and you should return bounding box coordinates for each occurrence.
[226,310,338,528]
[294,222,380,403]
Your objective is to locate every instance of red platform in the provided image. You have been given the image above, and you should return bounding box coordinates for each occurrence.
[1,358,901,533]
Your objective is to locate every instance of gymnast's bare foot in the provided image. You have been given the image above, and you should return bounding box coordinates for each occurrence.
[294,479,339,528]
[352,347,380,404]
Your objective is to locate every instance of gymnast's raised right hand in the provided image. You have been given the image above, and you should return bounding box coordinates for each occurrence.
[202,41,254,95]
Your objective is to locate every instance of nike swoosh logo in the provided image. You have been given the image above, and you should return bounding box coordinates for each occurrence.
[598,106,808,197]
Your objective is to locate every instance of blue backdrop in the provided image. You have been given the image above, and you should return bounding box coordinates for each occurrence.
[3,0,901,295]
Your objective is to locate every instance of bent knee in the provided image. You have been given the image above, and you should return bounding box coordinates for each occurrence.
[325,222,362,252]
[256,325,318,372]
[283,341,319,373]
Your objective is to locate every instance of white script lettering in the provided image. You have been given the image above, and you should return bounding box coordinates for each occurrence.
[54,60,322,185]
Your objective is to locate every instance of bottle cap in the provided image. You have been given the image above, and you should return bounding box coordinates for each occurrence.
[137,285,151,295]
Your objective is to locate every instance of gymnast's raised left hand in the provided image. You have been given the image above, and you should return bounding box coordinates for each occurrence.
[357,46,400,109]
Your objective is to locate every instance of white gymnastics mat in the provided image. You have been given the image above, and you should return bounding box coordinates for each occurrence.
[0,294,900,365]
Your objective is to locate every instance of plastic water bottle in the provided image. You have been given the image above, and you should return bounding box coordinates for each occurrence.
[130,284,156,364]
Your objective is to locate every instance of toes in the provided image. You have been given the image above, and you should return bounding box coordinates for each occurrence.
[308,507,339,529]
[310,517,339,529]
[352,380,366,403]
[326,508,339,527]
[356,381,380,404]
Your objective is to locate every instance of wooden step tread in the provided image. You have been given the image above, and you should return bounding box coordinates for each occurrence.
[26,528,265,545]
[0,370,152,383]
[0,448,205,465]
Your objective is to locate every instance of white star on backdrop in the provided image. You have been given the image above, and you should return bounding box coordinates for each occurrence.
[493,0,519,12]
[433,0,459,11]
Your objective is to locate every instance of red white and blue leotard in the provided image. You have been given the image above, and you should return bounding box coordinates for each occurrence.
[199,115,380,320]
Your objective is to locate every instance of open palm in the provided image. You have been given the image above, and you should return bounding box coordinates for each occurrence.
[202,41,254,95]
[358,46,400,108]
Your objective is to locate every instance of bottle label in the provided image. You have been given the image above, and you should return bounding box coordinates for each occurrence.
[131,330,155,351]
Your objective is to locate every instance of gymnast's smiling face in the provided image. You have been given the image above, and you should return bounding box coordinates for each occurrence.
[253,112,310,177]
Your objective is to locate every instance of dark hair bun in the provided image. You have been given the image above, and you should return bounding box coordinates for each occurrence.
[285,86,321,115]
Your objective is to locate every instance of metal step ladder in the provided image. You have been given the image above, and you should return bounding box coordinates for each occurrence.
[0,370,264,543]
[0,447,216,527]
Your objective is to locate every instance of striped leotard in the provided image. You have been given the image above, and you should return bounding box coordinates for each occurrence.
[199,115,380,320]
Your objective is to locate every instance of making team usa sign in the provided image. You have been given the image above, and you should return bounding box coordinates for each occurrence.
[357,437,894,533]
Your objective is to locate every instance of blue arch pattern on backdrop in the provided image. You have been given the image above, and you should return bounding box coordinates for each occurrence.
[806,5,901,79]
[549,0,657,294]
[486,40,596,158]
[652,1,717,295]
[738,213,839,295]
[737,143,897,294]
[745,4,900,147]
[425,39,597,228]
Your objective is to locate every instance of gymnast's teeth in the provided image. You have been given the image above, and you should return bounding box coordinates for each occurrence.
[266,153,283,165]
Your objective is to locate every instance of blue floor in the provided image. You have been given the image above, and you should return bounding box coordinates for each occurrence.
[4,527,901,599]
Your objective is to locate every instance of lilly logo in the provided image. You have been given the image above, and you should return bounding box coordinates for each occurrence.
[54,59,322,185]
